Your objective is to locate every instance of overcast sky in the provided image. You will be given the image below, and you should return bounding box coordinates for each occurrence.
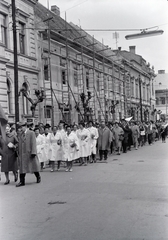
[38,0,168,73]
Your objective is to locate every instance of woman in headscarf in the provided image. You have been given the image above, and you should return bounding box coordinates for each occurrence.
[0,125,18,184]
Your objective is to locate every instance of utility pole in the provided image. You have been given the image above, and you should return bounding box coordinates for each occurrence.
[12,0,19,129]
[139,74,143,122]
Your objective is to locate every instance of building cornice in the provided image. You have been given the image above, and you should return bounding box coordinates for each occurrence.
[6,62,40,74]
[0,0,10,8]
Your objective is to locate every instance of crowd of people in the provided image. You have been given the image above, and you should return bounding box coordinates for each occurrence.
[0,118,167,187]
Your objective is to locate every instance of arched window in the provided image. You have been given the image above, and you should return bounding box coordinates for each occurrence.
[7,78,11,113]
[22,82,30,115]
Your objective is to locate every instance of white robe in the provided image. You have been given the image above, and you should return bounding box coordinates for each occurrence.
[49,132,63,161]
[88,126,99,155]
[36,134,46,163]
[63,132,80,161]
[77,128,90,158]
[43,133,51,161]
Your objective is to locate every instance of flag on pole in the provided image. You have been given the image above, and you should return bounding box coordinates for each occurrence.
[125,116,133,122]
[0,104,8,141]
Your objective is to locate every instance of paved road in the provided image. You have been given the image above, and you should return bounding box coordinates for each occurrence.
[1,140,168,240]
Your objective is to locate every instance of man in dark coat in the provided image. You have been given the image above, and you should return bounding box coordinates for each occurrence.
[97,120,111,160]
[16,122,41,187]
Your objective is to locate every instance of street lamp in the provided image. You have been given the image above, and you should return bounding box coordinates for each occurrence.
[125,30,164,40]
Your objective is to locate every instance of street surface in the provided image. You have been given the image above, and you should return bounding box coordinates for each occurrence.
[0,140,168,240]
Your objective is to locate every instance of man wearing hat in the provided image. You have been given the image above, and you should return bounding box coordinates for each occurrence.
[16,122,41,187]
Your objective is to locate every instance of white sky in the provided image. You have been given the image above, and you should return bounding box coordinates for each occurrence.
[38,0,168,73]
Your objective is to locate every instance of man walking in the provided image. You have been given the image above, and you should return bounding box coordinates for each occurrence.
[16,122,41,187]
[97,120,111,161]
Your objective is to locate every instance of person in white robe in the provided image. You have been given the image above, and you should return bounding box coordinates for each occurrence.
[56,121,67,170]
[88,121,99,163]
[49,126,62,172]
[34,128,46,171]
[63,125,79,172]
[77,122,90,166]
[72,124,80,161]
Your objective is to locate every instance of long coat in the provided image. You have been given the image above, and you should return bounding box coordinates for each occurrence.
[77,128,90,157]
[0,133,18,172]
[49,132,64,161]
[97,127,111,151]
[88,126,99,155]
[113,126,124,148]
[63,132,80,161]
[42,133,51,161]
[18,129,40,173]
[36,134,46,163]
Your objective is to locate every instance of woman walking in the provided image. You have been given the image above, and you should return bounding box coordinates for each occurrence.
[77,122,90,166]
[34,127,46,171]
[49,126,63,172]
[64,125,79,172]
[0,125,18,184]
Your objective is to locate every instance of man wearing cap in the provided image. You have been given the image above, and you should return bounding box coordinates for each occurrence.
[16,122,41,187]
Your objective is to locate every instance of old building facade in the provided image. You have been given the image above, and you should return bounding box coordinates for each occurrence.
[0,0,39,124]
[0,0,156,125]
[154,70,168,121]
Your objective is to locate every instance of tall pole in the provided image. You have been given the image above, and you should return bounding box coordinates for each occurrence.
[47,18,54,127]
[139,74,143,122]
[12,0,19,129]
[65,12,71,124]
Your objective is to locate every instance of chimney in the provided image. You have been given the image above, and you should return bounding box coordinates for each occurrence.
[118,47,121,51]
[51,5,60,16]
[158,70,165,74]
[129,46,136,54]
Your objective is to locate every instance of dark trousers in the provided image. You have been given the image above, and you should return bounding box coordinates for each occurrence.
[148,133,152,144]
[122,140,127,153]
[99,150,108,160]
[20,172,40,183]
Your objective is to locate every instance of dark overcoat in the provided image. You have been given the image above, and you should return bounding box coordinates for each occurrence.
[18,129,40,173]
[97,127,111,151]
[0,133,18,172]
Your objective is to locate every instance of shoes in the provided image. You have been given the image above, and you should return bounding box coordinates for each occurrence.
[69,169,73,172]
[4,180,10,185]
[14,172,18,182]
[50,169,54,172]
[84,163,87,166]
[16,182,25,187]
[65,169,69,172]
[117,153,120,155]
[56,168,60,171]
[37,176,41,183]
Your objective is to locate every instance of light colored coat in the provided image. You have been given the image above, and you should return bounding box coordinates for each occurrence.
[36,134,46,163]
[113,126,124,148]
[49,132,63,161]
[88,126,99,155]
[43,133,51,161]
[63,132,80,161]
[97,127,111,151]
[77,128,90,157]
[18,129,40,173]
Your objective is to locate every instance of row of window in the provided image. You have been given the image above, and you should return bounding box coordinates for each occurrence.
[0,13,26,54]
[156,97,168,105]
